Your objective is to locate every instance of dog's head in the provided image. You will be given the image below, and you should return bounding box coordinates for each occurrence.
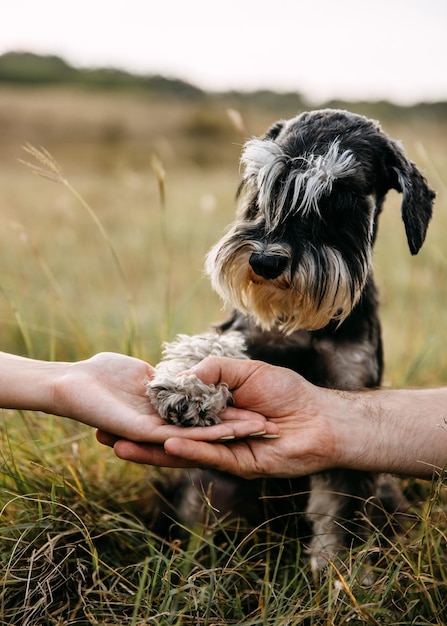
[206,109,435,333]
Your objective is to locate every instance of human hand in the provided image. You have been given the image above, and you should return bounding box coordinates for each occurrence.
[101,356,341,478]
[53,352,278,443]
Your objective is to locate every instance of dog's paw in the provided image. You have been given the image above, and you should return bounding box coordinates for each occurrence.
[147,374,231,427]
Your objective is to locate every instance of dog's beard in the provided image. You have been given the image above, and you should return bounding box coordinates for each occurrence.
[206,238,371,334]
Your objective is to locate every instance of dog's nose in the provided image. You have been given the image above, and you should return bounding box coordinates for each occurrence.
[249,252,288,279]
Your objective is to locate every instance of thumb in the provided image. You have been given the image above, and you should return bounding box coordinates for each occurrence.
[186,356,266,390]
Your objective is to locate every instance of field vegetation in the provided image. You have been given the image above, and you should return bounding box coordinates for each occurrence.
[1,56,447,624]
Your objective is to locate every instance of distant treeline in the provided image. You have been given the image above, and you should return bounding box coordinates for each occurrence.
[0,51,203,98]
[1,51,447,121]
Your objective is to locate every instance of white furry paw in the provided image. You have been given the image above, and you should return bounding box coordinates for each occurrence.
[147,374,231,427]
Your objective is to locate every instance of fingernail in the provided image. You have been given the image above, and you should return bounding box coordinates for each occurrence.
[249,430,266,437]
[219,435,236,440]
[261,433,281,439]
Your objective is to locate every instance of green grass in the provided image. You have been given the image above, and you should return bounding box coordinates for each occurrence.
[1,87,447,624]
[1,433,446,624]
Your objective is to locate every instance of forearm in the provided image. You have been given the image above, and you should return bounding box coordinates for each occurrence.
[0,352,65,413]
[335,387,447,478]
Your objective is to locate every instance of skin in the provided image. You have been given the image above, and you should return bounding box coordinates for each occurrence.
[98,356,447,480]
[0,351,278,443]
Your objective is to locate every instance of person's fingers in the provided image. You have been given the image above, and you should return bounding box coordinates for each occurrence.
[96,430,119,447]
[97,409,279,445]
[163,437,259,477]
[114,437,248,474]
[112,440,199,468]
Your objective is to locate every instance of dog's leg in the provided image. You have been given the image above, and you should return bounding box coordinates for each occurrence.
[146,331,247,427]
[306,470,378,571]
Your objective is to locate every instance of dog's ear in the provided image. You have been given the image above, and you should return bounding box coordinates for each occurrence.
[264,120,286,141]
[384,140,435,255]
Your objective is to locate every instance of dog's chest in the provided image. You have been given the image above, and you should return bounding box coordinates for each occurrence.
[220,314,381,390]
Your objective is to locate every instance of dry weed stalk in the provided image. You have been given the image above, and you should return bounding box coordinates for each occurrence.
[19,144,140,354]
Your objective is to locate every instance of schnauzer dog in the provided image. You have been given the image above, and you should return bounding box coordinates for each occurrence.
[147,108,435,567]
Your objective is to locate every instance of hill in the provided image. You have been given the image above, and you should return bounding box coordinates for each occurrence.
[2,50,447,120]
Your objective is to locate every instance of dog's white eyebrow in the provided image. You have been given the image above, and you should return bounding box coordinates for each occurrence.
[241,138,358,229]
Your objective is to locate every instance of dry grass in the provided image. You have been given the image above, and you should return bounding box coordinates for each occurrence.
[1,87,447,624]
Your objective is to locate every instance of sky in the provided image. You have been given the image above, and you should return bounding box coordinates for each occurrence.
[1,0,446,105]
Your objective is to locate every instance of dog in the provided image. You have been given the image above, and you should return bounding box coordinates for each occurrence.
[147,108,435,568]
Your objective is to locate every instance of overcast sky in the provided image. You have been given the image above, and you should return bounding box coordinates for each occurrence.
[1,0,446,104]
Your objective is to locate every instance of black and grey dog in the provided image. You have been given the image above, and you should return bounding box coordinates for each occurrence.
[148,109,435,567]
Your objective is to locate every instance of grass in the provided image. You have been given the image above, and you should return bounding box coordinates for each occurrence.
[1,87,447,624]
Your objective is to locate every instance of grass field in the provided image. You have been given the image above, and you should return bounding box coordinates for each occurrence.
[1,87,447,624]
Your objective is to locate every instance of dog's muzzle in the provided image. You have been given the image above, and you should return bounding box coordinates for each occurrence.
[249,252,288,280]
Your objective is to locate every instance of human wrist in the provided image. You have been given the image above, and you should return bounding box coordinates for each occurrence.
[45,361,87,419]
[21,360,70,415]
[328,389,384,473]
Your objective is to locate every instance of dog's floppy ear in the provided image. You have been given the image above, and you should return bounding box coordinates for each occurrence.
[384,139,435,255]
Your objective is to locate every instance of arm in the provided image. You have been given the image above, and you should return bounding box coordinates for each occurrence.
[338,386,447,477]
[103,356,447,479]
[0,352,278,442]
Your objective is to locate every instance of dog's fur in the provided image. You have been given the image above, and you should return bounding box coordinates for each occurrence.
[147,109,435,567]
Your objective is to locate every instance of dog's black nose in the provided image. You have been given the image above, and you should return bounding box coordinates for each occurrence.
[249,252,288,279]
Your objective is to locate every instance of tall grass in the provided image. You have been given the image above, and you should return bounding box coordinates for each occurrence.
[1,88,447,624]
